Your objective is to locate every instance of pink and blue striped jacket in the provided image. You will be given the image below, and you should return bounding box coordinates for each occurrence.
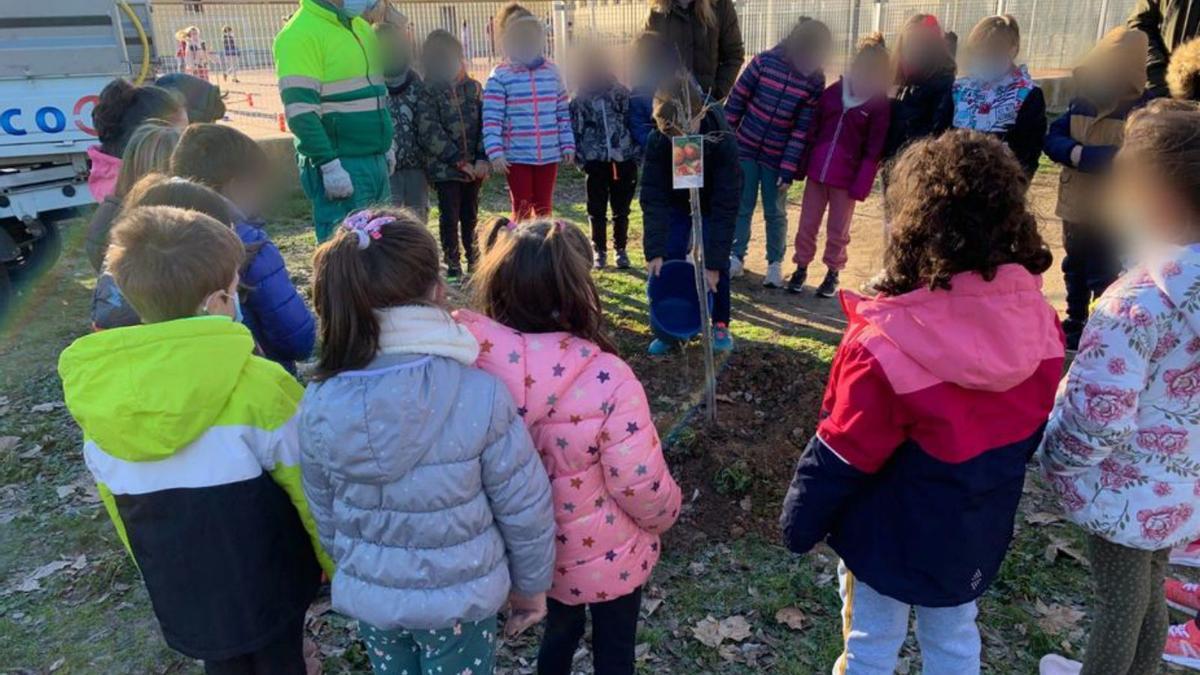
[482,58,575,165]
[724,45,824,183]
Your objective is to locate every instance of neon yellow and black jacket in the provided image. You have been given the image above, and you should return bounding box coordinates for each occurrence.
[58,317,333,660]
[273,0,393,166]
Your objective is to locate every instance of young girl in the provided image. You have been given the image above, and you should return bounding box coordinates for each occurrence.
[789,32,891,298]
[640,73,741,354]
[457,219,682,675]
[782,130,1063,674]
[85,120,182,272]
[483,2,575,219]
[221,25,240,83]
[570,42,639,270]
[1039,101,1200,675]
[299,208,556,675]
[88,78,186,201]
[952,15,1047,178]
[183,26,210,80]
[725,18,830,286]
[882,14,956,162]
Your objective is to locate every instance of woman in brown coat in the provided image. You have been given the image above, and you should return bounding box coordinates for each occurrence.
[644,0,745,100]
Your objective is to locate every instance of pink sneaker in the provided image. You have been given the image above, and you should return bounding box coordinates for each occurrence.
[1166,578,1200,614]
[1164,621,1200,671]
[1172,539,1200,568]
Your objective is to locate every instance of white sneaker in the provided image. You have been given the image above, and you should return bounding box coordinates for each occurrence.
[762,262,784,289]
[1039,654,1082,675]
[729,256,745,278]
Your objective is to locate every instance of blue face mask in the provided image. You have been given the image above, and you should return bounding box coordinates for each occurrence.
[341,0,376,17]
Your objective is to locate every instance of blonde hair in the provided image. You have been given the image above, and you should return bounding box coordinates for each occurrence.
[114,120,183,199]
[495,2,534,35]
[106,205,244,323]
[651,0,715,30]
[1168,37,1200,101]
[966,14,1021,53]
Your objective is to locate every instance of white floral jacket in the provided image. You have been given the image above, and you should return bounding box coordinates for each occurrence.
[1042,245,1200,550]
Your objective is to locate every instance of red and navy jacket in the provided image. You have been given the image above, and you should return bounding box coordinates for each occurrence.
[781,265,1065,607]
[724,44,824,183]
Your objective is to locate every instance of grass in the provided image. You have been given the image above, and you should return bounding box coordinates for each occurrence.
[0,166,1163,674]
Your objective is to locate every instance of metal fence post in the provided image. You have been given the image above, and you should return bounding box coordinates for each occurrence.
[872,0,885,34]
[553,0,568,66]
[995,0,1008,14]
[1097,0,1112,41]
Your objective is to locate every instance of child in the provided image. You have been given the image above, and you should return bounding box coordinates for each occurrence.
[457,219,682,675]
[483,2,575,219]
[882,14,956,162]
[221,25,240,83]
[640,74,741,354]
[570,42,640,270]
[1045,27,1153,350]
[781,130,1063,675]
[376,19,429,223]
[85,120,183,272]
[628,31,680,151]
[725,18,830,286]
[59,205,330,672]
[299,208,556,675]
[952,15,1047,178]
[1039,101,1200,675]
[1168,37,1200,101]
[789,32,891,298]
[417,29,490,279]
[88,78,186,201]
[170,123,316,373]
[183,26,210,80]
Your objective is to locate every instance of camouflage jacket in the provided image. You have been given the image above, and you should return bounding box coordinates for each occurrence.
[416,75,487,183]
[569,82,639,164]
[385,71,425,171]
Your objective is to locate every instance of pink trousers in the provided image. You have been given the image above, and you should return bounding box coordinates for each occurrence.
[792,179,857,271]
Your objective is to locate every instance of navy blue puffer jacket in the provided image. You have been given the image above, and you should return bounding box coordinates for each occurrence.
[236,221,315,373]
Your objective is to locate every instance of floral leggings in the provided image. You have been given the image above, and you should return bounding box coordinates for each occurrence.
[360,616,497,675]
[1081,535,1169,675]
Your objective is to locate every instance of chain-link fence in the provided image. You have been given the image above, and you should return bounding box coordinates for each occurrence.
[147,0,1137,134]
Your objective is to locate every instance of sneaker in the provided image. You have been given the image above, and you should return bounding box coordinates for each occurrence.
[615,249,631,270]
[447,265,463,282]
[712,323,734,352]
[816,269,840,298]
[1172,540,1200,568]
[1165,621,1200,671]
[786,268,808,294]
[729,256,745,278]
[647,338,675,356]
[1166,578,1200,613]
[1038,654,1082,675]
[594,250,608,270]
[762,262,784,289]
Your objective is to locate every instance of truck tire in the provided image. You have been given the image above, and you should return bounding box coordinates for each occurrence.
[6,220,63,285]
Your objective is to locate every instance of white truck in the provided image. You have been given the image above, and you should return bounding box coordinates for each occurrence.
[0,0,155,312]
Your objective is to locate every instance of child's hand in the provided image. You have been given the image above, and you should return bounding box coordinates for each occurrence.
[562,150,575,166]
[504,591,547,637]
[647,257,664,276]
[460,162,477,180]
[705,268,720,293]
[1070,145,1083,167]
[491,157,510,176]
[473,159,491,180]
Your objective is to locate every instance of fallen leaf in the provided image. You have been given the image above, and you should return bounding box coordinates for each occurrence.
[643,597,663,616]
[8,559,72,594]
[18,444,42,460]
[30,402,63,413]
[739,496,752,512]
[1035,599,1085,635]
[55,485,76,500]
[69,555,88,571]
[634,643,652,661]
[691,616,723,648]
[1026,511,1063,526]
[718,615,752,642]
[774,606,807,631]
[717,643,742,662]
[48,658,65,672]
[1044,536,1087,565]
[0,436,19,453]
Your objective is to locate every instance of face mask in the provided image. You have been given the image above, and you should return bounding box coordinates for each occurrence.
[969,57,1011,83]
[341,0,376,17]
[231,292,243,323]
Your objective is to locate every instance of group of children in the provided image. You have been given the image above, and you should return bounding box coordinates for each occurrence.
[59,4,1200,675]
[174,24,241,82]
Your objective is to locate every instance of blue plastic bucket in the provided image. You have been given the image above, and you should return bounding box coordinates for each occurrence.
[648,260,712,343]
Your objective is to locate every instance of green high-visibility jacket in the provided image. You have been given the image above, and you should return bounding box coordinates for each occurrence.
[274,0,393,166]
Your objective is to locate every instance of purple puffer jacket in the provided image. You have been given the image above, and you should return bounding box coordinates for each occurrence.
[805,79,891,201]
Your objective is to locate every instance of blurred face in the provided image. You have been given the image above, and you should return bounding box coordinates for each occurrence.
[382,31,414,77]
[848,53,890,97]
[1110,156,1199,252]
[423,44,462,84]
[222,175,268,220]
[966,34,1017,81]
[188,28,199,40]
[900,27,942,74]
[503,19,544,64]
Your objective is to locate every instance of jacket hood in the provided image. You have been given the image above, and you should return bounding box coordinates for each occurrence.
[59,317,256,460]
[1147,245,1200,339]
[847,265,1063,392]
[1075,26,1149,102]
[87,146,122,202]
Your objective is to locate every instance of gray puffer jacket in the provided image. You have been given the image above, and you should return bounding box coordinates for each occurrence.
[299,307,555,631]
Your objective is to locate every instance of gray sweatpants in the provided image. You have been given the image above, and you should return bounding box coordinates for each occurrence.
[389,168,429,223]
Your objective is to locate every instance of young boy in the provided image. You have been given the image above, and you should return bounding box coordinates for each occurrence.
[416,29,490,280]
[170,123,316,373]
[1045,26,1153,350]
[58,205,331,672]
[376,19,429,223]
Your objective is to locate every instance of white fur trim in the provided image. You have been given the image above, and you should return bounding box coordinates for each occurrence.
[376,305,480,365]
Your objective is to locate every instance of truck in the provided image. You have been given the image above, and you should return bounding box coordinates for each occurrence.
[0,0,156,316]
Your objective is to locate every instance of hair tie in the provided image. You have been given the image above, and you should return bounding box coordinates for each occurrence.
[343,209,395,250]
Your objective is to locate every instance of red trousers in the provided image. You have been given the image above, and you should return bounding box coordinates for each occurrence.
[507,163,558,220]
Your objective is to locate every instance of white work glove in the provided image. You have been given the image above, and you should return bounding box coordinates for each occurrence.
[386,142,397,175]
[320,159,354,200]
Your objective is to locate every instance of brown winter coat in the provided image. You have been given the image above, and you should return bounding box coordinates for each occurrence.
[643,0,745,100]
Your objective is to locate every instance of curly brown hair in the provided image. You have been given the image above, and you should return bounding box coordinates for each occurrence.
[876,130,1052,296]
[1168,37,1200,101]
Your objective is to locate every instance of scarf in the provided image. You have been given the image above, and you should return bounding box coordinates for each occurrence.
[376,305,480,365]
[952,64,1035,134]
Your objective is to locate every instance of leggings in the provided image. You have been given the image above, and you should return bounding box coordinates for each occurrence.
[1081,535,1170,675]
[507,163,558,220]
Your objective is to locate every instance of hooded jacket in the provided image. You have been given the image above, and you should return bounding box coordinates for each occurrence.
[1127,0,1200,93]
[482,58,575,165]
[87,146,122,202]
[58,317,329,659]
[456,311,683,605]
[570,80,640,164]
[236,221,316,372]
[643,0,745,100]
[882,71,955,161]
[804,78,891,201]
[299,307,555,630]
[1042,247,1200,551]
[781,265,1064,607]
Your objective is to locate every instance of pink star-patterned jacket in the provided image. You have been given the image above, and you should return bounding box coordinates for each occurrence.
[456,310,682,605]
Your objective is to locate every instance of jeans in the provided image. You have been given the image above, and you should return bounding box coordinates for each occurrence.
[434,180,481,271]
[1061,220,1121,335]
[584,160,638,253]
[665,209,731,325]
[360,616,497,675]
[299,154,391,242]
[389,168,429,224]
[538,587,642,675]
[794,179,857,271]
[1080,535,1169,675]
[732,160,789,263]
[507,163,558,219]
[833,562,980,675]
[203,615,305,675]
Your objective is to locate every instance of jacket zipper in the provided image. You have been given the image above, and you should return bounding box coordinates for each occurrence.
[529,69,542,163]
[451,82,470,175]
[820,108,847,184]
[348,25,385,143]
[600,97,613,162]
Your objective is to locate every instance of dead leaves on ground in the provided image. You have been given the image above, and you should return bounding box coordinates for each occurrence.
[691,614,752,648]
[4,554,89,594]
